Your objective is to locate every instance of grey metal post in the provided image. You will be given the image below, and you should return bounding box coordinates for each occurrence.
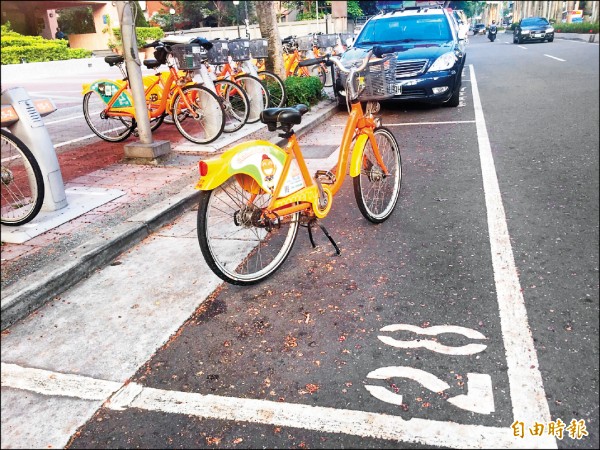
[115,1,152,144]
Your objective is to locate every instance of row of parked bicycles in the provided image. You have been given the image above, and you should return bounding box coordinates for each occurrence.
[81,33,353,145]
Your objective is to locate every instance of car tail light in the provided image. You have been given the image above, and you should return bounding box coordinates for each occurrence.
[199,161,208,176]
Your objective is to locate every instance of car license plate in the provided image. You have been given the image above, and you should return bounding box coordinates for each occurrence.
[533,33,543,37]
[393,84,403,95]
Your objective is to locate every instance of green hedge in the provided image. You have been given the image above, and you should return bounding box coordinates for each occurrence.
[553,22,599,33]
[284,76,324,107]
[1,22,92,64]
[111,27,165,49]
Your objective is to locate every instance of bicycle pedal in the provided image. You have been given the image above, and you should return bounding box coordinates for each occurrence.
[314,170,336,184]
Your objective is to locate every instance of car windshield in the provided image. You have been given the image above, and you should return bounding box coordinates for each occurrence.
[355,15,452,45]
[521,18,549,26]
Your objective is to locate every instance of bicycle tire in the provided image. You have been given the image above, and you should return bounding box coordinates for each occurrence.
[1,129,45,226]
[234,75,269,124]
[172,85,225,144]
[213,79,250,133]
[257,70,287,108]
[82,90,134,142]
[353,127,402,223]
[197,177,299,285]
[293,63,327,87]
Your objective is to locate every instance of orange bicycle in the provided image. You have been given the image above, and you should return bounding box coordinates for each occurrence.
[82,39,225,144]
[195,47,402,285]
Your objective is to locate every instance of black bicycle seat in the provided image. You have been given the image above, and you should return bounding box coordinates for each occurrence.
[260,104,308,131]
[104,55,124,66]
[143,59,162,69]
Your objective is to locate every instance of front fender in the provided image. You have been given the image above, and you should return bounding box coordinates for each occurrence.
[195,140,289,193]
[350,134,369,177]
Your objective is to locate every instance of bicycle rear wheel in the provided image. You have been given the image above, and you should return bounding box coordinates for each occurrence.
[197,176,299,285]
[257,70,287,108]
[213,79,250,133]
[234,75,269,124]
[82,90,134,142]
[172,85,225,144]
[353,127,402,223]
[1,129,45,226]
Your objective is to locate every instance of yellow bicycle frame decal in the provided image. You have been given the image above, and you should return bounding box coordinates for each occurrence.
[195,140,289,193]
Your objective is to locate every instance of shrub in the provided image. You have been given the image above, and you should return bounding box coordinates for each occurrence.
[0,23,92,64]
[111,27,165,49]
[284,76,324,107]
[553,22,599,34]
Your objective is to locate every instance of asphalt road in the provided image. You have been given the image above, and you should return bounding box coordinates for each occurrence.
[1,34,598,449]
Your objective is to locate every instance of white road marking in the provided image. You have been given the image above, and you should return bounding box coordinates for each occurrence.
[447,373,495,415]
[544,54,566,61]
[378,335,487,355]
[333,120,476,127]
[377,324,487,355]
[2,362,548,449]
[367,366,451,392]
[53,133,100,148]
[469,64,554,435]
[45,115,85,125]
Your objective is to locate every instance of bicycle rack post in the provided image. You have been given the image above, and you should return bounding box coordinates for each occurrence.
[1,87,67,212]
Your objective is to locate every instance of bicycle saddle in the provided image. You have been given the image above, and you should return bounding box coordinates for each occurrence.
[143,59,162,69]
[104,55,124,66]
[260,104,308,131]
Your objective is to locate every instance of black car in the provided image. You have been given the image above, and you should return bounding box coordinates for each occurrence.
[513,17,555,44]
[472,23,486,35]
[336,4,466,107]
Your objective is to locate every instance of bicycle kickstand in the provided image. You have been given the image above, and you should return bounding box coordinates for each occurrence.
[306,218,341,256]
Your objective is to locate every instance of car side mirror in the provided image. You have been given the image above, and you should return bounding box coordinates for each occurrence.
[458,29,467,40]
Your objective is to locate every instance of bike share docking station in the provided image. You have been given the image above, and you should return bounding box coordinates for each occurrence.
[1,86,124,244]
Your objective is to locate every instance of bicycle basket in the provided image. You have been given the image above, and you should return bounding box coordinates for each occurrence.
[356,54,397,101]
[208,40,229,65]
[316,34,337,49]
[170,44,207,70]
[296,35,314,51]
[228,38,251,61]
[249,38,268,58]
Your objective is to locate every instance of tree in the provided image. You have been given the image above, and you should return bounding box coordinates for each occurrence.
[255,1,285,79]
[347,1,364,19]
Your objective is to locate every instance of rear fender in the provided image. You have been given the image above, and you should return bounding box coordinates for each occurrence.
[349,134,370,177]
[82,79,133,108]
[195,140,288,193]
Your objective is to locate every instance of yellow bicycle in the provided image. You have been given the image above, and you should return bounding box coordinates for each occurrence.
[195,48,402,285]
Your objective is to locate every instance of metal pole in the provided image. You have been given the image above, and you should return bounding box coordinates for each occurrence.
[115,1,152,144]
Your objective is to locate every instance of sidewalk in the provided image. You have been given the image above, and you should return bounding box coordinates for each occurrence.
[1,97,341,330]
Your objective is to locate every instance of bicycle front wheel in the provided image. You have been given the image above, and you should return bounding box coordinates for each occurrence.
[293,63,327,87]
[234,75,269,124]
[82,90,134,142]
[172,85,225,144]
[257,70,287,108]
[213,79,250,133]
[1,129,45,226]
[197,177,299,286]
[353,127,402,223]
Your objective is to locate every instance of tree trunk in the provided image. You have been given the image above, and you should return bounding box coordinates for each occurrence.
[255,1,286,79]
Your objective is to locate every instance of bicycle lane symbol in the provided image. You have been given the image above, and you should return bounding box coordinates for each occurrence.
[364,324,495,415]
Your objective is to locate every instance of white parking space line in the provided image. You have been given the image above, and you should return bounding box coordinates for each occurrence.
[544,54,566,61]
[469,64,554,440]
[54,133,98,148]
[1,362,549,449]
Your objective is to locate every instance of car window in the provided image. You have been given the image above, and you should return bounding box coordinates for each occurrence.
[521,18,549,26]
[356,15,452,45]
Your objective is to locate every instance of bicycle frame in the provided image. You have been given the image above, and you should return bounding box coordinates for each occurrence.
[195,100,389,220]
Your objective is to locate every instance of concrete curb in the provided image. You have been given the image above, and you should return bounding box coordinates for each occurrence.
[0,99,340,330]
